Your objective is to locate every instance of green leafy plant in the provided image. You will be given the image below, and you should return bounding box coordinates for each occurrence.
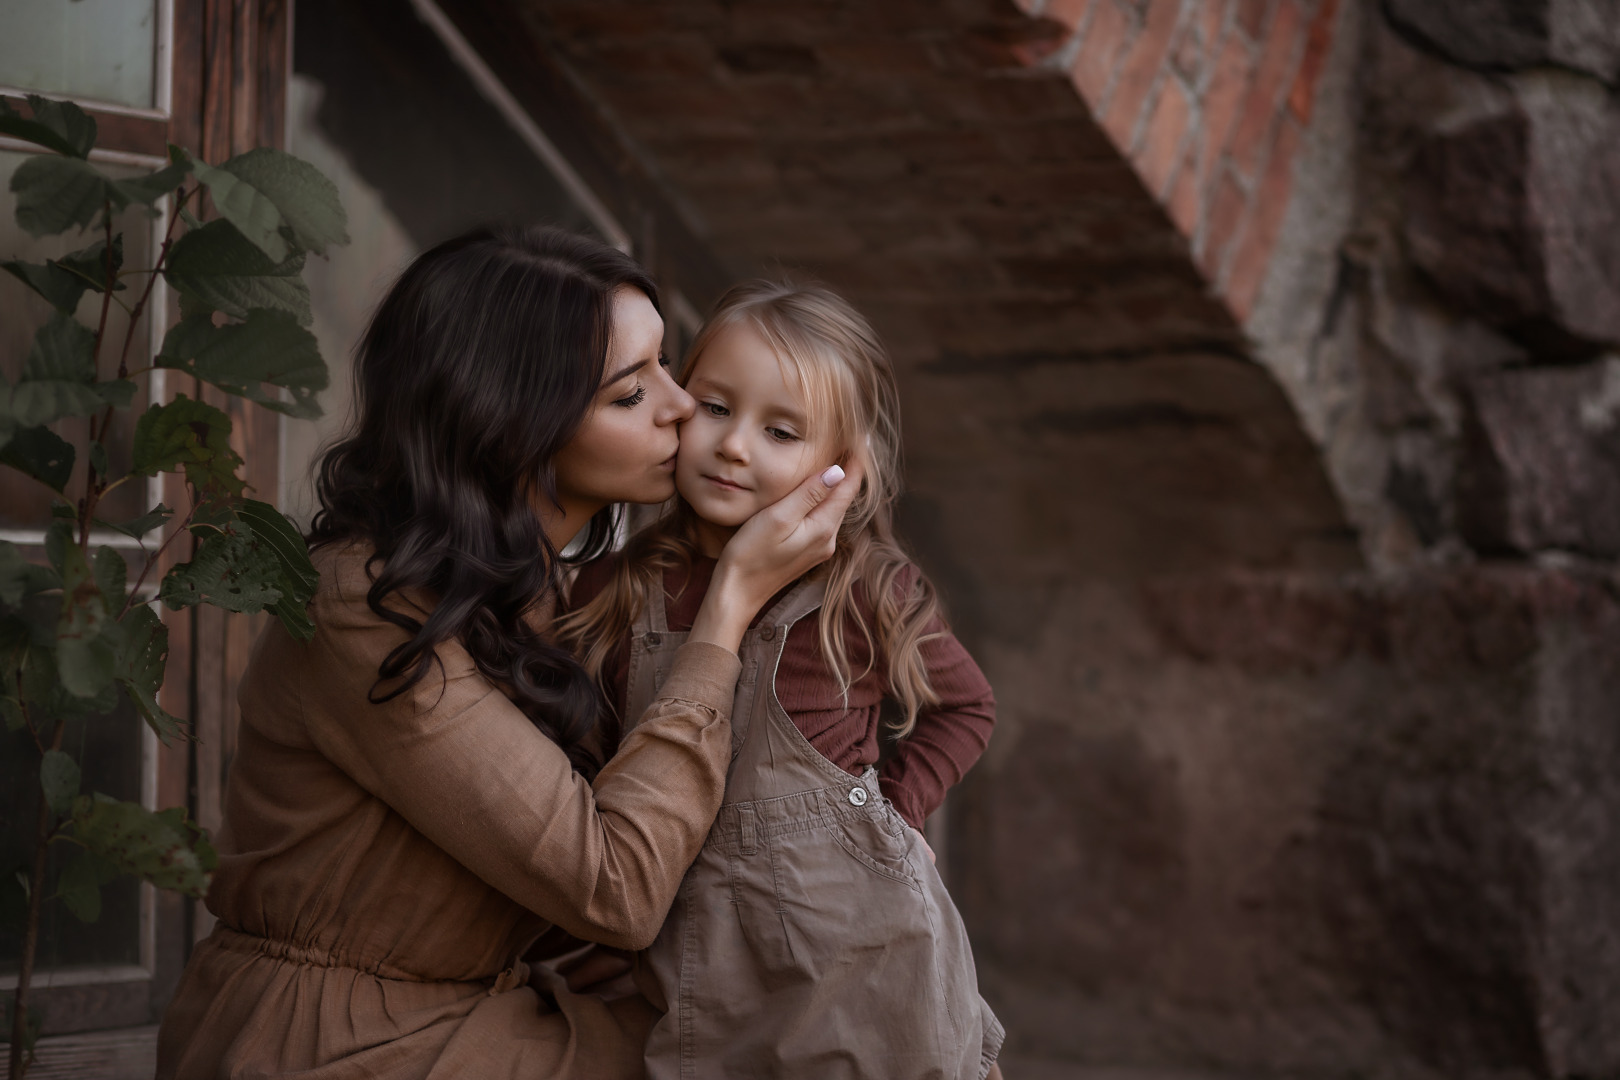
[0,95,346,1077]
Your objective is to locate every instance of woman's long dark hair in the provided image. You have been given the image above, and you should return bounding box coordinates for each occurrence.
[309,225,658,773]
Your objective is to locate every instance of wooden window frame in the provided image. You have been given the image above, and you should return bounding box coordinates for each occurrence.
[2,0,292,1067]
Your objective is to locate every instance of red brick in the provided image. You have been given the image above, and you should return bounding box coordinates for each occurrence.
[1070,0,1132,109]
[1135,76,1192,197]
[1195,34,1255,184]
[1103,0,1185,148]
[1288,0,1341,121]
[1224,116,1303,318]
[1047,0,1095,30]
[1226,0,1303,177]
[1200,168,1249,277]
[1167,146,1203,236]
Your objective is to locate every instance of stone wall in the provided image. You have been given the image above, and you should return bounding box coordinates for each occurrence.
[446,1,1620,1075]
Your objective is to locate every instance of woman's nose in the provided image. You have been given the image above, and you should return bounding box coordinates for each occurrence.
[655,366,696,424]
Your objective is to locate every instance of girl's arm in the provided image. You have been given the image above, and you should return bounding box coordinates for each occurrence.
[878,572,997,831]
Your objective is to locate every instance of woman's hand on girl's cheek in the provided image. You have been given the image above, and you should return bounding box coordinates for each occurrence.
[718,460,863,602]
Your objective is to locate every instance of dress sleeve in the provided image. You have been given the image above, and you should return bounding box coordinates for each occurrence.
[876,570,997,830]
[301,570,738,951]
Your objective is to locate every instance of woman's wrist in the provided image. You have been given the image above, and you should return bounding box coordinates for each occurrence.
[686,563,756,655]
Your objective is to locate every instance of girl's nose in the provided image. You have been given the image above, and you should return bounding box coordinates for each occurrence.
[717,427,748,462]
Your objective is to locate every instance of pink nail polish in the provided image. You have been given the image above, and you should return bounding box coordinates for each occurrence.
[820,465,845,486]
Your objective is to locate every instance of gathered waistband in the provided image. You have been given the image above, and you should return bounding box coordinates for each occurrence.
[209,925,523,990]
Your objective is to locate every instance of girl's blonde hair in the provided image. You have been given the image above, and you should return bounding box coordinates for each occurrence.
[557,278,944,735]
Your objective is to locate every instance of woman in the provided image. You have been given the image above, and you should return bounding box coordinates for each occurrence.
[155,226,858,1078]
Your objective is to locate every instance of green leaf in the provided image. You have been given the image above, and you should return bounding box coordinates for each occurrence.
[190,157,289,262]
[0,234,124,312]
[237,499,320,640]
[96,504,173,540]
[114,160,190,207]
[206,148,349,259]
[40,749,80,817]
[69,794,215,897]
[56,542,115,699]
[19,631,120,720]
[21,310,95,382]
[56,850,102,923]
[43,519,73,573]
[160,527,284,614]
[163,219,310,326]
[0,425,74,492]
[158,309,328,418]
[113,605,184,744]
[129,394,245,496]
[0,95,97,158]
[0,542,60,606]
[0,313,133,440]
[92,546,126,607]
[10,154,126,237]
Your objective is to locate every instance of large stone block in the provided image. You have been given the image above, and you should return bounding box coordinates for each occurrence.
[1457,357,1620,555]
[1402,86,1620,352]
[1385,0,1620,85]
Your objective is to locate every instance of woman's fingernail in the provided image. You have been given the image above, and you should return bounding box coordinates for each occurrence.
[821,465,846,486]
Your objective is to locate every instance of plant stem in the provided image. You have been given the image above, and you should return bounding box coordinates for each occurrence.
[115,185,189,381]
[82,186,192,548]
[119,496,196,619]
[8,717,66,1080]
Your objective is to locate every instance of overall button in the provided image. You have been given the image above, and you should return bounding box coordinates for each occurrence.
[847,786,869,807]
[759,626,775,641]
[645,631,661,647]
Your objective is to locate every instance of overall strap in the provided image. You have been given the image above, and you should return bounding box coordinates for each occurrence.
[759,577,826,632]
[629,571,673,636]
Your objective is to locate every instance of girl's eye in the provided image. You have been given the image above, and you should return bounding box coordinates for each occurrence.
[658,353,672,368]
[767,426,799,443]
[702,402,729,418]
[613,385,647,408]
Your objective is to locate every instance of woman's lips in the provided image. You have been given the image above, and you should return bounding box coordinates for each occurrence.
[704,474,748,492]
[658,452,678,471]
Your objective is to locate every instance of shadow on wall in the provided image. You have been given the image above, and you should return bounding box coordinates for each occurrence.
[282,0,598,525]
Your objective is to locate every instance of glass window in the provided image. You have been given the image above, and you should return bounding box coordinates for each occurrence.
[0,149,160,532]
[0,0,162,113]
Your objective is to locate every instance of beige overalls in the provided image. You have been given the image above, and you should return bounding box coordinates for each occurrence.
[625,578,1004,1080]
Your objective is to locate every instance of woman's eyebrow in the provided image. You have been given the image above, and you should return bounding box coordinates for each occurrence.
[603,358,649,387]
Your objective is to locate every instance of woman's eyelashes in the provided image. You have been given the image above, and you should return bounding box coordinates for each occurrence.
[613,384,647,408]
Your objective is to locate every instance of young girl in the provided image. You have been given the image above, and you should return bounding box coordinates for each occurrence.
[561,280,1003,1080]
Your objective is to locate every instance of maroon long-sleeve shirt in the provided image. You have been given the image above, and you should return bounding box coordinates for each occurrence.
[567,556,995,829]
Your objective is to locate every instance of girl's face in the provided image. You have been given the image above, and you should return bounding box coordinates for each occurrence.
[676,320,838,543]
[551,287,694,536]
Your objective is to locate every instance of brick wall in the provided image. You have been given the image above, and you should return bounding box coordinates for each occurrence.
[1019,0,1344,319]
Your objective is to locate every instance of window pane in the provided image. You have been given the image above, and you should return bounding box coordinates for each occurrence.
[0,0,160,112]
[0,149,159,532]
[0,593,146,975]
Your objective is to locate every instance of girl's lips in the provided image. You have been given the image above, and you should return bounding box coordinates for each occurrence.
[704,474,748,492]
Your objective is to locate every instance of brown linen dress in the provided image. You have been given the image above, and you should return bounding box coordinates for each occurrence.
[156,545,742,1080]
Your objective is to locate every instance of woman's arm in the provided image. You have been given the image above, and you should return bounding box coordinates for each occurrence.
[303,578,739,949]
